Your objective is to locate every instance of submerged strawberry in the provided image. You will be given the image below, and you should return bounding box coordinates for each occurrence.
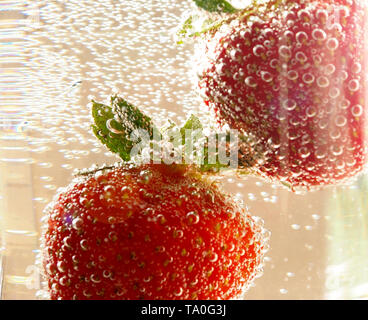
[42,163,268,300]
[41,96,269,300]
[195,0,368,187]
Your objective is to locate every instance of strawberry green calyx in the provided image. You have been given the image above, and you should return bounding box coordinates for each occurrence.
[91,95,156,161]
[193,0,239,13]
[192,0,287,12]
[177,1,264,43]
[91,96,257,174]
[176,15,223,43]
[177,0,240,43]
[180,115,231,173]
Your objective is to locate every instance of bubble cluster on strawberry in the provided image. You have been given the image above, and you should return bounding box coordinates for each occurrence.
[42,163,268,300]
[195,0,368,187]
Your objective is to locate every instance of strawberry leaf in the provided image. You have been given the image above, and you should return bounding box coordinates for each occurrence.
[176,15,220,43]
[180,114,203,136]
[193,0,238,13]
[179,115,234,173]
[91,96,254,174]
[176,16,195,43]
[177,1,240,43]
[91,95,155,161]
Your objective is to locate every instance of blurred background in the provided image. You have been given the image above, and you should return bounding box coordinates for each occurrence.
[0,0,367,299]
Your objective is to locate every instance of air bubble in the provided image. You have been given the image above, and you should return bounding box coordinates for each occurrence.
[186,211,200,224]
[295,51,307,64]
[339,99,350,109]
[245,76,257,88]
[317,76,330,88]
[108,216,116,224]
[139,170,153,183]
[312,28,326,41]
[239,29,251,39]
[91,274,101,284]
[279,46,291,59]
[306,106,317,117]
[270,59,278,69]
[318,119,328,130]
[336,159,345,169]
[341,71,348,81]
[299,147,311,159]
[216,63,225,75]
[335,115,347,127]
[326,38,339,50]
[80,239,89,251]
[317,9,328,21]
[289,117,300,126]
[329,128,341,140]
[296,31,308,43]
[260,71,273,82]
[108,231,118,242]
[352,62,362,74]
[83,290,92,298]
[103,185,115,201]
[174,287,183,297]
[313,54,322,65]
[303,73,315,84]
[351,104,363,117]
[346,157,356,167]
[339,6,350,17]
[173,229,183,238]
[57,261,66,273]
[59,276,70,287]
[72,255,79,264]
[329,88,340,99]
[72,217,83,230]
[264,40,272,48]
[106,119,124,135]
[102,270,111,279]
[63,235,72,248]
[282,99,297,111]
[253,45,265,57]
[283,30,294,41]
[328,22,342,33]
[230,49,241,61]
[325,64,336,75]
[348,79,360,92]
[287,70,298,81]
[315,148,327,159]
[209,252,218,263]
[155,245,165,253]
[298,9,311,21]
[331,144,343,156]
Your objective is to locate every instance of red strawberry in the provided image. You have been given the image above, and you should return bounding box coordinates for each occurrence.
[195,0,368,187]
[42,163,268,300]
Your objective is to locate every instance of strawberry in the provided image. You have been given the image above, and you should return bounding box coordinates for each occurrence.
[194,0,368,187]
[42,163,268,300]
[41,96,269,300]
